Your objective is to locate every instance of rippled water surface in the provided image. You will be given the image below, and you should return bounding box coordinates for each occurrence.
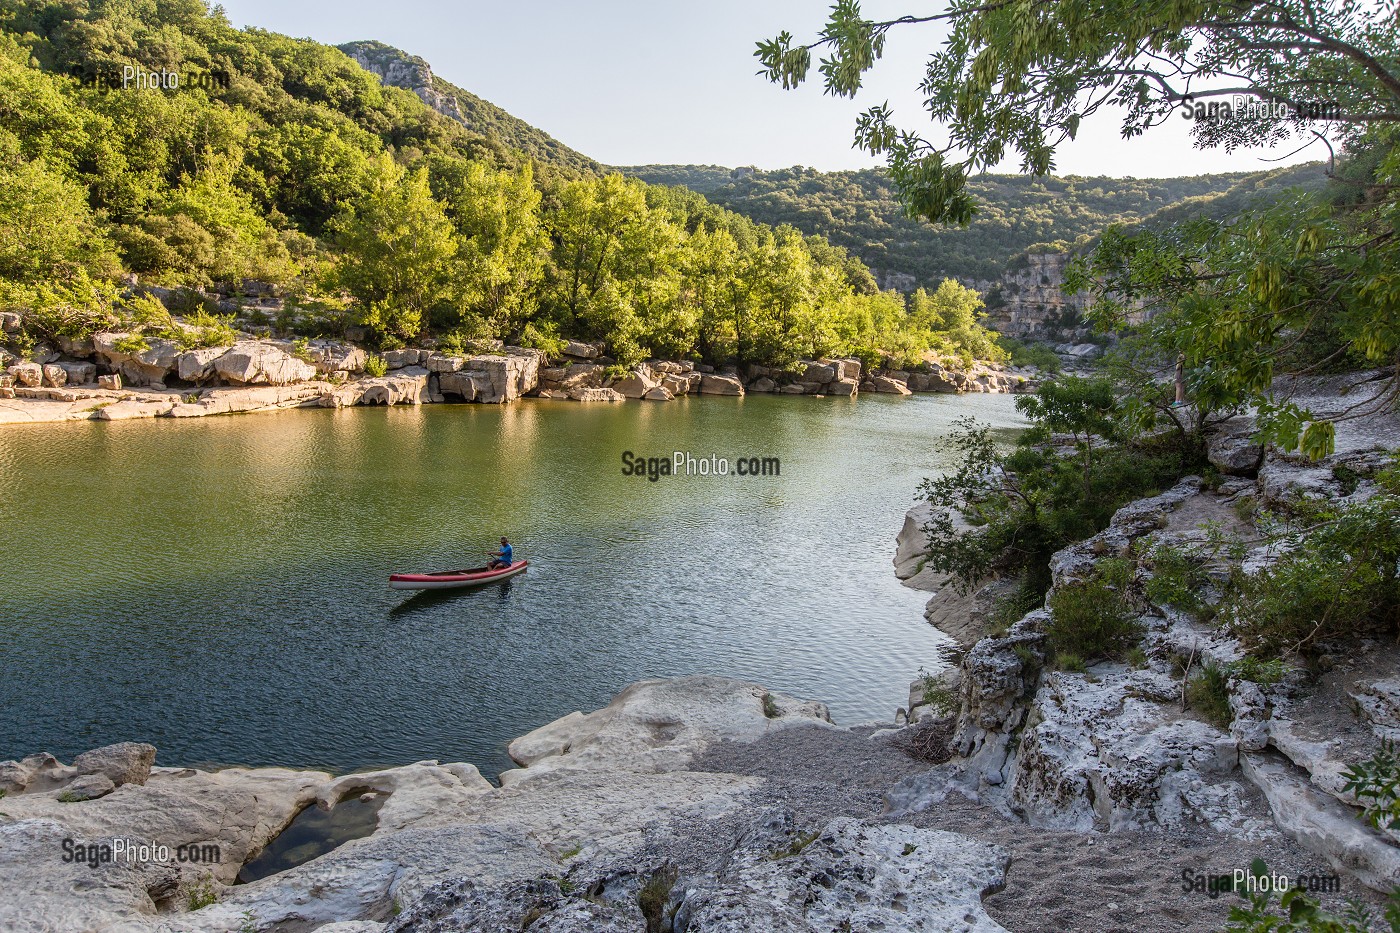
[0,394,1024,776]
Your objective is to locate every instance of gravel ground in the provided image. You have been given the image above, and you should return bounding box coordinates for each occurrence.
[691,723,1388,933]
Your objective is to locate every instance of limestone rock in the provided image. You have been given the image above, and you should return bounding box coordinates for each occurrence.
[642,386,674,401]
[425,354,464,373]
[699,373,744,396]
[10,362,42,387]
[661,374,691,396]
[438,370,482,401]
[40,364,66,387]
[800,361,836,383]
[62,773,116,801]
[213,341,316,386]
[1206,415,1265,477]
[383,348,426,369]
[98,373,122,390]
[503,676,831,784]
[562,339,604,360]
[778,383,805,394]
[57,361,97,385]
[611,369,656,399]
[94,397,177,420]
[679,813,1010,933]
[0,753,77,794]
[568,387,624,402]
[73,742,157,788]
[176,347,228,383]
[749,376,777,393]
[0,310,20,332]
[355,369,431,406]
[823,378,858,398]
[871,375,911,395]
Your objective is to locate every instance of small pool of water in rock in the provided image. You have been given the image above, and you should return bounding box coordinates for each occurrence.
[236,792,387,883]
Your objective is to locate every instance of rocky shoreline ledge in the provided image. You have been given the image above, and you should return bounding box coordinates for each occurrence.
[0,316,1036,426]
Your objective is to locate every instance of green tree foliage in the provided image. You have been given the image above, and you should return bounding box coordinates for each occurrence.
[760,0,1400,455]
[624,163,1269,284]
[919,378,1201,595]
[332,157,458,342]
[0,0,1010,369]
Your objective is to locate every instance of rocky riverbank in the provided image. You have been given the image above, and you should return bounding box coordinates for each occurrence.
[0,314,1037,426]
[892,370,1400,902]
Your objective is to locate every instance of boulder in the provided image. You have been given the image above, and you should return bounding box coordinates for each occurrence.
[541,363,604,392]
[10,362,42,387]
[56,334,94,357]
[642,386,674,401]
[871,375,911,395]
[1206,415,1265,477]
[93,397,177,420]
[60,773,116,801]
[834,358,862,381]
[438,371,483,401]
[460,352,539,404]
[537,389,570,400]
[97,374,121,390]
[72,742,156,787]
[306,341,366,373]
[699,373,744,396]
[176,346,227,383]
[424,354,464,374]
[355,368,430,406]
[502,675,831,784]
[0,753,76,795]
[779,383,806,394]
[824,378,858,398]
[213,341,316,386]
[661,374,691,396]
[562,339,604,360]
[40,364,66,388]
[383,348,426,369]
[57,362,96,386]
[611,369,657,399]
[749,376,777,393]
[568,387,624,402]
[0,311,20,333]
[800,360,837,384]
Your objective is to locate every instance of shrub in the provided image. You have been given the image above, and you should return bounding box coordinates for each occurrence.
[185,875,218,911]
[112,334,150,355]
[176,309,238,350]
[637,865,678,933]
[1225,468,1400,656]
[1343,741,1400,832]
[1045,575,1141,664]
[1001,337,1062,373]
[1142,541,1210,615]
[363,355,388,378]
[915,667,958,715]
[919,379,1202,596]
[1185,661,1232,728]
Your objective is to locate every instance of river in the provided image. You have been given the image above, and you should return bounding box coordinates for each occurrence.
[0,393,1025,777]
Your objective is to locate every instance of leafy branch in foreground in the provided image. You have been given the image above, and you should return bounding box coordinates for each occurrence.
[758,0,1398,227]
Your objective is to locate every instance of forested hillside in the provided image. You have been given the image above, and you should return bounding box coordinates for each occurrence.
[0,0,1004,370]
[621,163,1328,285]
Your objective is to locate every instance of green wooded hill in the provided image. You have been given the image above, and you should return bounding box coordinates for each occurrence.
[0,0,1009,370]
[619,163,1329,284]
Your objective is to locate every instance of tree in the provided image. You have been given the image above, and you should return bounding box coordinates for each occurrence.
[332,155,458,343]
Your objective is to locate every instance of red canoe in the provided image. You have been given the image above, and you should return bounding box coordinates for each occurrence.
[389,560,528,590]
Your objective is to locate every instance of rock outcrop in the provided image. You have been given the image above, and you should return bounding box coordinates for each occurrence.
[0,678,1010,932]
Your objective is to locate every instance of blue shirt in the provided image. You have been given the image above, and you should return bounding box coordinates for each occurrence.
[500,544,513,565]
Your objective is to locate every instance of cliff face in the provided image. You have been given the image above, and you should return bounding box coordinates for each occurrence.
[976,253,1095,342]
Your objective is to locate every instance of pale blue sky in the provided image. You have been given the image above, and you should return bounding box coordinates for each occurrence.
[217,0,1321,178]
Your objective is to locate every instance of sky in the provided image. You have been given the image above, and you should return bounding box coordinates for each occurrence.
[216,0,1323,178]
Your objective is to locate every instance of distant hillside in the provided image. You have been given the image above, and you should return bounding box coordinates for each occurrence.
[618,164,1329,286]
[340,41,599,177]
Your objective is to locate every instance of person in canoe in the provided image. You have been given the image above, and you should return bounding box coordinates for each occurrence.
[486,537,513,570]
